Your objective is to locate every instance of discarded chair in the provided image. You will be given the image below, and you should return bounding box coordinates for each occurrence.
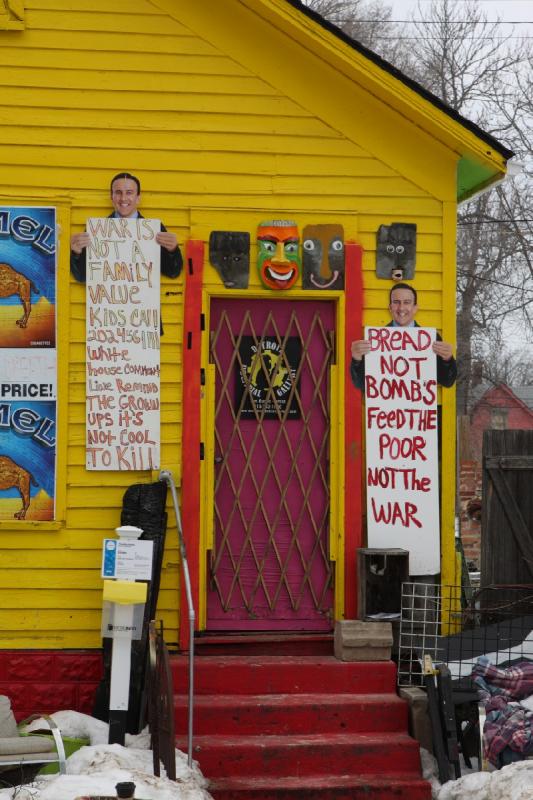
[0,696,67,776]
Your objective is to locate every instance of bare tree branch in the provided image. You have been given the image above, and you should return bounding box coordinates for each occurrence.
[304,0,532,411]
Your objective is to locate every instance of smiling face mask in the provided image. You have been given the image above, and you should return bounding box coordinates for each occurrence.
[302,224,344,289]
[256,220,300,290]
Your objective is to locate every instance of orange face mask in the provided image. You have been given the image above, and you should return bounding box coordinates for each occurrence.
[257,221,300,290]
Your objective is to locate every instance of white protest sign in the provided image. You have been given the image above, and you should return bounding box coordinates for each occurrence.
[364,326,440,575]
[86,217,160,471]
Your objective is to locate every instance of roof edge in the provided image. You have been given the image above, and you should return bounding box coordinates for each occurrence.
[286,0,515,162]
[472,383,533,418]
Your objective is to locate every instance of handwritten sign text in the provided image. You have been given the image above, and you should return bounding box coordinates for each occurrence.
[365,326,440,574]
[86,217,160,471]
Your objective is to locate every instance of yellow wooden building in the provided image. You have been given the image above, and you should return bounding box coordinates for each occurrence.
[0,0,512,703]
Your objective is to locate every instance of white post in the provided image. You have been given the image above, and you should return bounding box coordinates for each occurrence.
[107,525,144,745]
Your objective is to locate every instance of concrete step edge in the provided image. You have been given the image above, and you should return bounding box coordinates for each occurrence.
[174,691,404,706]
[210,773,430,789]
[177,731,419,747]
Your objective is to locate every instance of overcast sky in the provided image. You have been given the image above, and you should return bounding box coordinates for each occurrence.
[388,0,533,27]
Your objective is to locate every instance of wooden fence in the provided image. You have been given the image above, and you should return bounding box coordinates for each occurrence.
[481,429,533,586]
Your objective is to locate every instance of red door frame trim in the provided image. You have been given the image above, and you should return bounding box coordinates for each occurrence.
[344,242,364,619]
[180,240,364,644]
[179,240,204,650]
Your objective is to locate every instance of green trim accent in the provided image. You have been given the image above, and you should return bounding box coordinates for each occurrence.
[457,156,500,202]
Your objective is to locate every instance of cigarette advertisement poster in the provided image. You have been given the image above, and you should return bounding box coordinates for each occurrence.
[0,206,57,521]
[86,217,161,471]
[364,326,440,575]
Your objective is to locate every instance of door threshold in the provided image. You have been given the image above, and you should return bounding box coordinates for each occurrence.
[193,631,334,657]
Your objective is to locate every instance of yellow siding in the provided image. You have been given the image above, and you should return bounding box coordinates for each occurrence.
[0,0,459,648]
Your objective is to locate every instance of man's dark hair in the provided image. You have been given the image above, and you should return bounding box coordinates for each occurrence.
[110,172,141,195]
[389,282,417,304]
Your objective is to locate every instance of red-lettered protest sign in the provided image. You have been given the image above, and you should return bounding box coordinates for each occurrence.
[364,326,439,574]
[86,217,160,471]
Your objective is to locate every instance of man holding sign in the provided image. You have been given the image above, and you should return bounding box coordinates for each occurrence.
[70,172,182,282]
[350,283,456,391]
[351,283,456,574]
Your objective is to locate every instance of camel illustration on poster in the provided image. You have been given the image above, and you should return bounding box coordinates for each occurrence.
[0,206,57,520]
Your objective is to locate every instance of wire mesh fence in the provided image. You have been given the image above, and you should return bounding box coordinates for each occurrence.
[398,582,533,688]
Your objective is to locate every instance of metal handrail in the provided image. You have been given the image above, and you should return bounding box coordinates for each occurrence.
[159,469,195,769]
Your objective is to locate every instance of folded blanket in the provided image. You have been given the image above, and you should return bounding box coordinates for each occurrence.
[473,656,533,766]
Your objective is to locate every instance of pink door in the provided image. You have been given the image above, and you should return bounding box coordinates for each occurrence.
[207,299,335,631]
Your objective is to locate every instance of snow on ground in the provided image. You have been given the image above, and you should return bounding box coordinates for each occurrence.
[0,711,212,800]
[7,709,533,800]
[435,762,533,800]
[422,747,533,800]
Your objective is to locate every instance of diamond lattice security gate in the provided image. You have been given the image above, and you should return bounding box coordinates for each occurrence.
[207,299,335,631]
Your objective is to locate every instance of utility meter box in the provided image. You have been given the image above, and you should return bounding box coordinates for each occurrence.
[357,548,409,620]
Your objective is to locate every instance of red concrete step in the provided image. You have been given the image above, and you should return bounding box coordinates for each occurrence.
[172,653,431,799]
[174,691,407,735]
[194,633,333,656]
[209,773,432,799]
[177,732,422,778]
[171,655,397,695]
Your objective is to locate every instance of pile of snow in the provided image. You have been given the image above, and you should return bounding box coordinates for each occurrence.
[435,762,533,800]
[422,747,533,800]
[0,711,212,800]
[23,711,151,749]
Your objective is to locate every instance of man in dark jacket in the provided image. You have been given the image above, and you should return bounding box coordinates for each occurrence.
[70,172,182,282]
[350,283,456,390]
